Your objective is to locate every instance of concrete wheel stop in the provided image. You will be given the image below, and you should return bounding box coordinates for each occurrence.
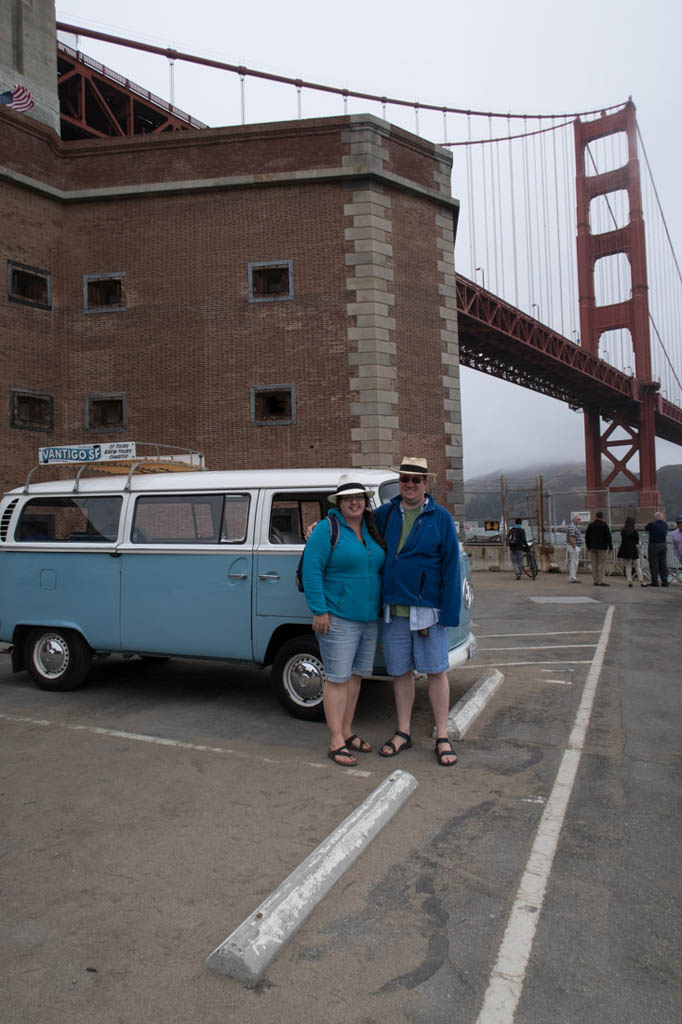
[205,768,418,985]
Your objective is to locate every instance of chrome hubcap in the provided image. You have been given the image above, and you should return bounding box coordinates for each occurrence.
[35,634,69,678]
[283,653,325,706]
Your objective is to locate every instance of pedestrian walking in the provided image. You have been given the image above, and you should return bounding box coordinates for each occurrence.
[566,514,583,582]
[585,510,613,586]
[507,518,529,580]
[645,511,669,587]
[672,516,682,567]
[617,516,644,587]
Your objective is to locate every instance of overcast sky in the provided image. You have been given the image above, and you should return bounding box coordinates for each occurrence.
[55,0,682,478]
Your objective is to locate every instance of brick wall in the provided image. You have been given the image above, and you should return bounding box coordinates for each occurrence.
[1,109,463,509]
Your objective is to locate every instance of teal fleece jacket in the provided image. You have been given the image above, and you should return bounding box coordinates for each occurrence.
[302,508,385,623]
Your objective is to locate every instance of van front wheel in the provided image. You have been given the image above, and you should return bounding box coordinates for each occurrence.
[25,628,91,692]
[271,636,325,721]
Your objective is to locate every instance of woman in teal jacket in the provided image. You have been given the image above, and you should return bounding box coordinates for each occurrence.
[302,476,386,767]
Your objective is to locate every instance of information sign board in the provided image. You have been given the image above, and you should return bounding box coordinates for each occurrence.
[39,443,137,465]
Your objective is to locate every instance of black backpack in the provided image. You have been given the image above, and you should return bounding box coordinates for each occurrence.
[507,526,525,550]
[295,516,340,593]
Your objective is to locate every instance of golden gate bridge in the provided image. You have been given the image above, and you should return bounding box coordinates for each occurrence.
[55,22,682,509]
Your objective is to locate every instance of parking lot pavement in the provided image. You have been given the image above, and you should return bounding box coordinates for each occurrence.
[1,570,680,1023]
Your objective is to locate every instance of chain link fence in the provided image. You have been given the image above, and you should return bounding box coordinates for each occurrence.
[463,477,681,583]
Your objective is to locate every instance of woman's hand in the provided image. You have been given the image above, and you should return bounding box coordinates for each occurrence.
[312,613,330,635]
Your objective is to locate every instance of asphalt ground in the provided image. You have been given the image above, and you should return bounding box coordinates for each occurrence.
[1,570,680,1023]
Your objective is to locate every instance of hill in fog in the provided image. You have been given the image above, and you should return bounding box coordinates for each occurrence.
[464,462,682,523]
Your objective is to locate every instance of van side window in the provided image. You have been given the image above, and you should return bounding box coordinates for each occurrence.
[132,494,250,544]
[269,494,329,544]
[15,497,122,542]
[222,494,250,543]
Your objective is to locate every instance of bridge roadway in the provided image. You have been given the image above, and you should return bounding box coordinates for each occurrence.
[1,571,679,1022]
[456,275,682,447]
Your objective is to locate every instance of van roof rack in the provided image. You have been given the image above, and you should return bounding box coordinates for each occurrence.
[23,442,206,493]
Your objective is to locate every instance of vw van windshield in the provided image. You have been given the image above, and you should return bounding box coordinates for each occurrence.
[378,478,400,505]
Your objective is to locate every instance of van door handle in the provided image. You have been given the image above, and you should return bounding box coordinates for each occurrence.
[258,573,280,581]
[228,572,248,580]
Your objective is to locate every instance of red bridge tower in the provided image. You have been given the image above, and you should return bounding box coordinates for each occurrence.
[574,101,661,511]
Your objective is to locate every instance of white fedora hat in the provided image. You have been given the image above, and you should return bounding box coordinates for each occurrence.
[328,474,375,505]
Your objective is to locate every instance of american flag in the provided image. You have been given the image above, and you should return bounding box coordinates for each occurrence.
[0,84,35,112]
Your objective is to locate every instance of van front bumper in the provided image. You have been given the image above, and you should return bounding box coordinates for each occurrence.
[448,631,478,671]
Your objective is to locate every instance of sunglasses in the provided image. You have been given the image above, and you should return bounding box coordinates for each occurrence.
[399,474,426,484]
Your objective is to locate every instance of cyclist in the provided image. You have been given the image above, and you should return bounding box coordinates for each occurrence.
[507,517,529,580]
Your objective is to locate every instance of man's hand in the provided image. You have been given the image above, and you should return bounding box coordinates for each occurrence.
[305,521,318,540]
[312,613,330,635]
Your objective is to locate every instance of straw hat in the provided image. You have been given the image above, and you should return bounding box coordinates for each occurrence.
[392,456,434,476]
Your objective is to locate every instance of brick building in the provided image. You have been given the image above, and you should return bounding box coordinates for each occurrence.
[1,102,464,512]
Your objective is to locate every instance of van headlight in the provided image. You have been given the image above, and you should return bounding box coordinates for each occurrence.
[462,577,474,610]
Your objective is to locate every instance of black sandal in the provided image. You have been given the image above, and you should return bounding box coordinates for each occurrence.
[344,733,372,753]
[435,737,458,766]
[378,730,412,758]
[327,745,357,767]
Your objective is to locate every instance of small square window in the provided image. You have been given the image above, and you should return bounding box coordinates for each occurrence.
[250,385,295,426]
[248,260,294,303]
[85,393,127,432]
[10,389,54,431]
[83,273,126,313]
[8,261,51,310]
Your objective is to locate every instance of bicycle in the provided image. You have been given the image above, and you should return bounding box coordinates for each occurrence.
[522,542,538,579]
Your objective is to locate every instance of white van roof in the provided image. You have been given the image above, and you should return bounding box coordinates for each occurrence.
[7,467,399,497]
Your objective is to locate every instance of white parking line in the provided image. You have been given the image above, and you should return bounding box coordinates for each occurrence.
[475,631,601,638]
[0,713,372,776]
[479,644,597,651]
[475,605,614,1024]
[474,660,593,667]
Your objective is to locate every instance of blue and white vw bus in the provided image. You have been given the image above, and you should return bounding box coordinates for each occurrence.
[0,448,476,719]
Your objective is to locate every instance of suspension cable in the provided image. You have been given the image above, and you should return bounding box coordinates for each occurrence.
[508,115,519,307]
[636,122,682,285]
[56,21,627,124]
[551,117,565,335]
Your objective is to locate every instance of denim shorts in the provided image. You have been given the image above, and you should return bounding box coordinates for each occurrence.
[317,615,379,683]
[382,615,449,675]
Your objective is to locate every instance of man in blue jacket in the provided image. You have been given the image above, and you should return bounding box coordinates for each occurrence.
[645,511,669,587]
[375,457,461,767]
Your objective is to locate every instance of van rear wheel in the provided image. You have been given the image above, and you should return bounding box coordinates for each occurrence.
[25,627,91,692]
[271,636,325,721]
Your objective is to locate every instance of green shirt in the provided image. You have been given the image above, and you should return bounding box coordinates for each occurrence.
[391,505,421,617]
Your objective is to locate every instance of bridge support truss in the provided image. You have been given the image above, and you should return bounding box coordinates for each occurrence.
[574,101,661,510]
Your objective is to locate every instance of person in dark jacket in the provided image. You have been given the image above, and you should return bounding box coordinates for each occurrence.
[585,510,613,586]
[645,511,669,587]
[507,517,528,580]
[374,457,461,767]
[617,516,644,587]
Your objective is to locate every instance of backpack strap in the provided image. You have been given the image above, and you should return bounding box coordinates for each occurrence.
[328,514,340,549]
